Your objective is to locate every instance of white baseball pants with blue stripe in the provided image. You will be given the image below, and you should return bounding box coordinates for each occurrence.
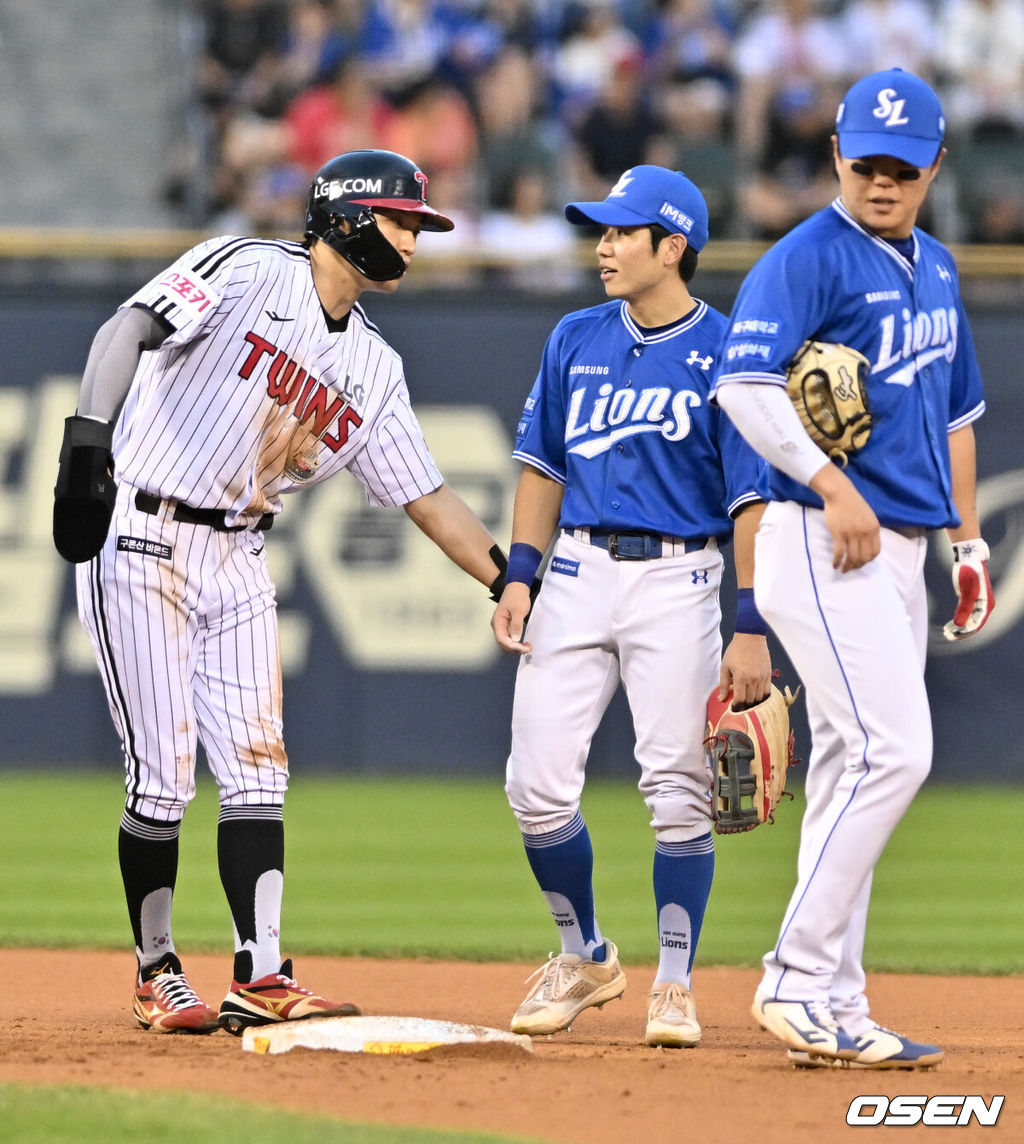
[753,500,930,1027]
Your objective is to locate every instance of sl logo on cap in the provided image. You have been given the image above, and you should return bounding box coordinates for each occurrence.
[872,88,910,127]
[608,172,635,198]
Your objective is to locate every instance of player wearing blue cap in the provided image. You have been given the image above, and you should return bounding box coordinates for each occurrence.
[712,69,994,1069]
[491,165,771,1047]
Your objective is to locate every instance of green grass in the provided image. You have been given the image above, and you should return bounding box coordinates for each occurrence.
[0,1085,543,1144]
[1,772,1021,974]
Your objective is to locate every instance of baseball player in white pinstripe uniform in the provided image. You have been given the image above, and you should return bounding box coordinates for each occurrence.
[53,150,508,1035]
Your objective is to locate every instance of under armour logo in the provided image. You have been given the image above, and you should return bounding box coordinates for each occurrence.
[686,350,713,370]
[937,264,952,282]
[608,170,635,198]
[872,89,909,127]
[691,569,709,584]
[266,310,294,322]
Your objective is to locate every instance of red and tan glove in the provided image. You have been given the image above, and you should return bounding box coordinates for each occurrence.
[705,682,801,834]
[943,538,994,641]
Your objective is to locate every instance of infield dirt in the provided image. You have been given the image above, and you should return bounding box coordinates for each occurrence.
[2,950,1022,1142]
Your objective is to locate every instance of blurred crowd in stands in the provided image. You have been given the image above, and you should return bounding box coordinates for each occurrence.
[166,0,1024,282]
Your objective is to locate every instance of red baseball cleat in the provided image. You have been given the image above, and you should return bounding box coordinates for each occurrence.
[132,953,220,1034]
[218,958,360,1036]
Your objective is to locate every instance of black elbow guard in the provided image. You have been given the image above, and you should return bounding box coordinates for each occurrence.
[53,415,117,563]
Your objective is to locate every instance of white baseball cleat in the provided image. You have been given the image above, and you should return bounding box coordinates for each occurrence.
[751,992,859,1060]
[787,1024,944,1069]
[511,941,626,1035]
[644,983,701,1048]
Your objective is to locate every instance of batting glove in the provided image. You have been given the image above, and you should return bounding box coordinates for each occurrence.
[943,538,994,641]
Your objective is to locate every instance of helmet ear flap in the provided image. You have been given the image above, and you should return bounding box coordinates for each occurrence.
[317,208,407,282]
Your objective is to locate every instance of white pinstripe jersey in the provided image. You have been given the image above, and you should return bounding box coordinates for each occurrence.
[114,235,442,527]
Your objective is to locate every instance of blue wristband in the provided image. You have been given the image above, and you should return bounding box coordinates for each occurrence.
[506,542,543,586]
[735,587,768,636]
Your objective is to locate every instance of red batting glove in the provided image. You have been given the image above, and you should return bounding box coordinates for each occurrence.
[943,538,994,641]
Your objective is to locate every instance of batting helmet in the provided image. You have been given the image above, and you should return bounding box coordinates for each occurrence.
[304,149,455,281]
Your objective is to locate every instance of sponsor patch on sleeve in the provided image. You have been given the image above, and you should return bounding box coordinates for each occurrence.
[724,341,772,362]
[730,318,780,337]
[515,394,538,446]
[154,270,221,323]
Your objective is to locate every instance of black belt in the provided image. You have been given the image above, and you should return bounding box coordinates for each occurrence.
[565,528,709,561]
[135,490,273,532]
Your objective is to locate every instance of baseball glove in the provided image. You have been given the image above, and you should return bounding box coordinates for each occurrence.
[786,339,872,466]
[705,682,801,835]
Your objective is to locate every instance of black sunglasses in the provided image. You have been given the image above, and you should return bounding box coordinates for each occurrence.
[849,160,921,181]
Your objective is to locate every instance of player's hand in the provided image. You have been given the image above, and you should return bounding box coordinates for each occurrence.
[826,500,880,571]
[719,633,772,708]
[491,583,533,654]
[811,464,880,571]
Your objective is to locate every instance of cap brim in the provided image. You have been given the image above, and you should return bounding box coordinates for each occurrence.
[564,201,656,228]
[838,131,941,168]
[350,198,455,232]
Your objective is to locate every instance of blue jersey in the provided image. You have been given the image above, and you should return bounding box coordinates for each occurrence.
[513,298,763,538]
[712,198,985,530]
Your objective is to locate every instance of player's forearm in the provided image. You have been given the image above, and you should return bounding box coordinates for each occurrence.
[731,501,764,590]
[403,483,503,586]
[730,502,769,641]
[716,382,830,487]
[947,424,981,542]
[510,464,564,551]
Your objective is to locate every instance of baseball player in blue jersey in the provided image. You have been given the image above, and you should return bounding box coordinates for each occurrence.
[712,69,994,1069]
[491,166,771,1047]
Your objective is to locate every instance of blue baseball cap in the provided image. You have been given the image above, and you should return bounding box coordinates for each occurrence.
[564,165,710,251]
[836,68,945,168]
